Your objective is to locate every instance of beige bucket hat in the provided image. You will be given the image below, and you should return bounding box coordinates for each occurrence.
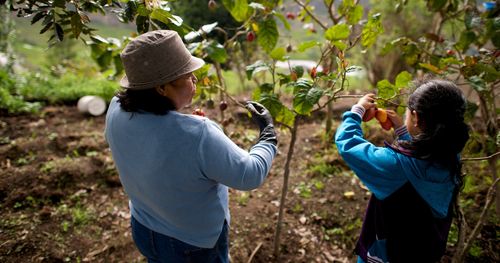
[120,30,205,90]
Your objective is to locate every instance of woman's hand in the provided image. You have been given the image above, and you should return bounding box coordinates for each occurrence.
[356,94,376,110]
[386,110,403,129]
[245,101,273,131]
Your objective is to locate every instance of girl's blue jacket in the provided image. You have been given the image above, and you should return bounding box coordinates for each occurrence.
[335,111,455,218]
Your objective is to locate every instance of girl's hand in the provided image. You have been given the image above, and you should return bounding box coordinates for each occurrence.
[386,110,403,129]
[356,94,376,110]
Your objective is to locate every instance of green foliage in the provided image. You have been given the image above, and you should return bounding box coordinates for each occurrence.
[257,17,279,53]
[222,0,250,22]
[291,78,323,115]
[170,0,241,33]
[361,13,384,48]
[19,72,119,104]
[0,70,41,114]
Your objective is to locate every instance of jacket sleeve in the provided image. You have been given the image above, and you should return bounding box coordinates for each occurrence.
[334,111,407,200]
[197,120,277,191]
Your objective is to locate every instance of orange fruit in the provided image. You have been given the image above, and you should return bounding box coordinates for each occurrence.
[375,108,388,123]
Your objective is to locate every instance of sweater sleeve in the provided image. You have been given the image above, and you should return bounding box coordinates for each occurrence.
[334,111,407,200]
[197,120,277,191]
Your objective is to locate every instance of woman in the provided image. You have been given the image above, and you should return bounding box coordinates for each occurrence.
[105,30,277,262]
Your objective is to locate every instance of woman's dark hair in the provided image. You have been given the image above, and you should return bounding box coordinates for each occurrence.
[397,79,470,215]
[116,88,176,115]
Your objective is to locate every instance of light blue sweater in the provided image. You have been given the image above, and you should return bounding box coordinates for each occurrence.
[105,97,277,248]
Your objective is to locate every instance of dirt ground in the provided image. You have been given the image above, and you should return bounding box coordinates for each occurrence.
[0,102,497,262]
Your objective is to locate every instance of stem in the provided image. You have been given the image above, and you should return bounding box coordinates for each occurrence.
[246,242,263,263]
[293,0,328,30]
[461,152,500,162]
[273,117,299,259]
[214,62,226,122]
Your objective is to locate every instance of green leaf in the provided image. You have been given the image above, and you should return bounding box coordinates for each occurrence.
[293,87,323,115]
[297,40,319,52]
[270,47,286,61]
[291,79,323,115]
[325,24,350,41]
[418,63,442,74]
[222,0,249,22]
[205,41,227,63]
[137,4,150,16]
[467,76,486,93]
[150,8,172,25]
[54,23,64,41]
[97,52,112,69]
[113,55,124,76]
[376,79,396,99]
[258,93,296,127]
[455,31,476,53]
[347,5,363,25]
[274,12,291,31]
[394,71,412,89]
[332,40,347,50]
[276,106,296,128]
[259,83,274,93]
[361,13,384,48]
[292,65,304,78]
[257,18,279,53]
[31,12,46,25]
[40,22,53,34]
[70,14,82,38]
[246,60,270,80]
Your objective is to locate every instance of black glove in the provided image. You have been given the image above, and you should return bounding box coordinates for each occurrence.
[246,101,278,146]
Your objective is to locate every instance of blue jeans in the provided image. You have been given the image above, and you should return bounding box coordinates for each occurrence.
[131,216,229,263]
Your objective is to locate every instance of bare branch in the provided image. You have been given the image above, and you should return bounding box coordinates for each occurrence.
[293,0,328,30]
[462,152,500,162]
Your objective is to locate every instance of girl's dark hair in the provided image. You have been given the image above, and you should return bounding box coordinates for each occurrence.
[116,88,176,115]
[397,79,470,215]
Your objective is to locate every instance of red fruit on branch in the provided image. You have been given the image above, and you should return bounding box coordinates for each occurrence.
[286,44,293,53]
[246,31,255,42]
[219,101,228,111]
[446,49,455,56]
[362,108,376,122]
[310,67,317,78]
[380,119,393,130]
[286,12,296,19]
[193,108,205,117]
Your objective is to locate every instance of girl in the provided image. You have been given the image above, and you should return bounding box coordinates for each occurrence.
[335,79,469,263]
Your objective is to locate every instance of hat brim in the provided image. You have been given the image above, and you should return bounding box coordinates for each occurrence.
[120,56,205,90]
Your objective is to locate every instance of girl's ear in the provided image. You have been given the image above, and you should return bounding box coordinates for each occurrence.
[412,110,422,128]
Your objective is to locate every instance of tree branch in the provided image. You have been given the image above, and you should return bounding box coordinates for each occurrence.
[293,0,328,30]
[461,152,500,162]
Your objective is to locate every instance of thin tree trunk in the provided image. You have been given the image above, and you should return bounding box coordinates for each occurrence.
[214,62,226,122]
[273,117,299,260]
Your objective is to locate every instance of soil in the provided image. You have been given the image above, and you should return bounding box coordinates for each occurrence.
[0,102,497,263]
